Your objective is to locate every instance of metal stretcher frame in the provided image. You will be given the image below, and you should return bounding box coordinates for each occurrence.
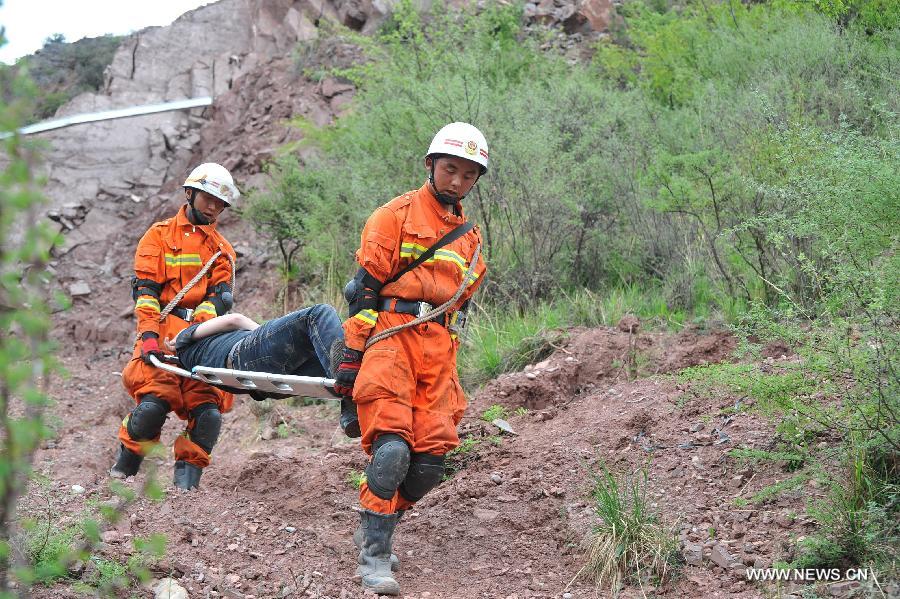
[149,355,340,400]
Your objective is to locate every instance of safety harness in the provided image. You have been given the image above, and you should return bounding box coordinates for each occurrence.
[365,242,480,349]
[345,221,481,350]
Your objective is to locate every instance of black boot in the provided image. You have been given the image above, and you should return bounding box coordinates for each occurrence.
[173,461,202,490]
[354,510,402,571]
[356,510,401,595]
[110,444,143,478]
[340,398,361,438]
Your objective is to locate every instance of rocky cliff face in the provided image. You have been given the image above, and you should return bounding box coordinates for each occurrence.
[42,0,378,247]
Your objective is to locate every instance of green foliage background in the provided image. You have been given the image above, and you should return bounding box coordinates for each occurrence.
[1,17,164,596]
[251,0,898,318]
[14,34,122,123]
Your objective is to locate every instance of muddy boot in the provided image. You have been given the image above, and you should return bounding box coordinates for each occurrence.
[173,461,202,490]
[110,444,143,479]
[340,398,361,438]
[354,510,402,571]
[356,510,401,595]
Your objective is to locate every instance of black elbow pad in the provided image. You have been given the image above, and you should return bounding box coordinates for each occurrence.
[206,282,234,314]
[343,267,383,317]
[131,277,162,301]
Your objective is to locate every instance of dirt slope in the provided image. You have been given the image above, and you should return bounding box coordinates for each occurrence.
[24,319,837,599]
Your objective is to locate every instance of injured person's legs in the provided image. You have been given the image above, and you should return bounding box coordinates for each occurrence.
[226,305,359,436]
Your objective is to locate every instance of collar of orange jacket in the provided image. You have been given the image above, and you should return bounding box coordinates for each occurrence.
[419,182,467,225]
[175,203,218,233]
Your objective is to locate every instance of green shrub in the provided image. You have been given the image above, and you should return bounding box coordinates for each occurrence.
[16,33,122,122]
[258,0,896,325]
[481,404,508,422]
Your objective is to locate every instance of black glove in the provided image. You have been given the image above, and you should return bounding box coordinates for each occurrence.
[334,346,364,398]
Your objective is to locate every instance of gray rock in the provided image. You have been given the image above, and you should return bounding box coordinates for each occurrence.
[67,559,86,577]
[473,508,500,522]
[35,0,390,266]
[320,78,354,98]
[690,422,705,433]
[154,577,189,599]
[710,543,738,569]
[776,513,795,528]
[682,541,703,566]
[68,282,92,297]
[828,580,860,597]
[492,418,518,435]
[100,530,121,544]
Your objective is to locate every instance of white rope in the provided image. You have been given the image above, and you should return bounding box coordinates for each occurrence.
[160,251,216,320]
[365,243,481,349]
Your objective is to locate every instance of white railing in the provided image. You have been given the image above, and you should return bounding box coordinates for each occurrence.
[1,96,213,139]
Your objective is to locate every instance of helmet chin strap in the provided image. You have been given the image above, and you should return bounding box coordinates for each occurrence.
[186,190,211,226]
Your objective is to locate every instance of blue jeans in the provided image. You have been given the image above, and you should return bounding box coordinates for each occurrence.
[230,304,343,378]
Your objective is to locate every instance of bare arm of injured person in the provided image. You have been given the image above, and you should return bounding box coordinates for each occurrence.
[163,313,259,351]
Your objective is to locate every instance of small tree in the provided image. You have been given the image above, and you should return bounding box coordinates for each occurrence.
[1,21,166,594]
[243,154,325,312]
[0,25,65,590]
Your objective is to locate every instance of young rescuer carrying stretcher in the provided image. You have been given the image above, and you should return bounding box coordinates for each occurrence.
[111,163,241,490]
[112,163,360,491]
[333,122,489,595]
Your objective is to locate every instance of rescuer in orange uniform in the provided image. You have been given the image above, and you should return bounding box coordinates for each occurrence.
[333,123,489,594]
[110,163,239,491]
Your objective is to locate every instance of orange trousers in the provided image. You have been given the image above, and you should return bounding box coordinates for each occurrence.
[354,313,467,513]
[119,355,233,468]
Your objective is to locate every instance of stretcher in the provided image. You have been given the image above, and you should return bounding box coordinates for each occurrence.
[149,355,340,400]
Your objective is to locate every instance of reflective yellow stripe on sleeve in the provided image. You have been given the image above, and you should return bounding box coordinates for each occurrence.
[353,309,378,326]
[135,297,160,312]
[194,302,217,318]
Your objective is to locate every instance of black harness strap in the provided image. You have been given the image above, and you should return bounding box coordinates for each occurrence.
[385,221,474,285]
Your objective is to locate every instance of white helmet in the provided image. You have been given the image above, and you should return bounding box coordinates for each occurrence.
[426,122,489,174]
[183,163,240,207]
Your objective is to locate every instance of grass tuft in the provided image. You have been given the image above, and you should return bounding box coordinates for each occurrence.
[577,463,680,591]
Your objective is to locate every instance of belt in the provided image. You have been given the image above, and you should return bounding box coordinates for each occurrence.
[377,298,450,327]
[167,306,194,322]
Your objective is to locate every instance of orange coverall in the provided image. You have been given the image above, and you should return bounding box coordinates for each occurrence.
[344,182,487,513]
[119,204,236,468]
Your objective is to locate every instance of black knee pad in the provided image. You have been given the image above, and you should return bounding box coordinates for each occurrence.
[126,395,169,441]
[189,403,222,454]
[365,434,410,500]
[399,453,445,503]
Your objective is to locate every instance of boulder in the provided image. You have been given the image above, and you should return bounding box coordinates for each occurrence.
[155,578,189,599]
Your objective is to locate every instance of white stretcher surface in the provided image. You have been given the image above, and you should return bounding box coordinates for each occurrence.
[150,356,338,400]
